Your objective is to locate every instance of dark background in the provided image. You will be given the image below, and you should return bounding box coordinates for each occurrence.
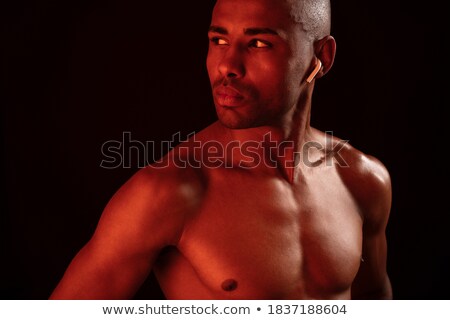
[1,0,448,299]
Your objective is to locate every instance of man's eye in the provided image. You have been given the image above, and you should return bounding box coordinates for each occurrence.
[210,37,229,45]
[250,39,272,48]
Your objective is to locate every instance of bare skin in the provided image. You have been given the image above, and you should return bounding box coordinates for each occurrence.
[50,0,392,300]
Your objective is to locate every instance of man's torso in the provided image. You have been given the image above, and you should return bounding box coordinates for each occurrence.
[153,141,363,299]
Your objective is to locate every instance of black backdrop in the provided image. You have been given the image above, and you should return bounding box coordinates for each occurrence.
[1,0,448,299]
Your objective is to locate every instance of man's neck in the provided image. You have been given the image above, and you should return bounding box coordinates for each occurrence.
[217,99,314,184]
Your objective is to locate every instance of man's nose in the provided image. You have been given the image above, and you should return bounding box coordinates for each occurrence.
[218,47,245,79]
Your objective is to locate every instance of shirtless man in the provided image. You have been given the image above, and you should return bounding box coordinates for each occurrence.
[50,0,392,299]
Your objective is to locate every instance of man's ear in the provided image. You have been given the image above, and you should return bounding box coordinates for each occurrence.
[314,35,336,79]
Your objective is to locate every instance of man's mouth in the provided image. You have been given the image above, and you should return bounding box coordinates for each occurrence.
[215,86,245,107]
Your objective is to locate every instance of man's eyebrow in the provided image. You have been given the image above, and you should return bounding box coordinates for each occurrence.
[208,26,281,37]
[243,27,279,36]
[208,26,228,35]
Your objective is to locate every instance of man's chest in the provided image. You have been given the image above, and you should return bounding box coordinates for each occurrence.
[176,169,363,298]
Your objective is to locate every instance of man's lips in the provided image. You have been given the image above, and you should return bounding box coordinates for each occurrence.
[215,86,245,107]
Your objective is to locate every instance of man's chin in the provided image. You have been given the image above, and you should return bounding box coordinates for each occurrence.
[215,105,269,129]
[219,118,263,130]
[217,116,258,130]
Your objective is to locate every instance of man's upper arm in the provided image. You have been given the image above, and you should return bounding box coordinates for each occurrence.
[50,166,203,299]
[349,154,393,299]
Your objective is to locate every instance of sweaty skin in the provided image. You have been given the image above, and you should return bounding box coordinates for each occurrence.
[50,0,392,300]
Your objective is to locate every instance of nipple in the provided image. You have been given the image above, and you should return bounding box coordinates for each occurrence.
[221,279,238,292]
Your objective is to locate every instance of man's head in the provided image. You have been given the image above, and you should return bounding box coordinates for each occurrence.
[288,0,331,41]
[207,0,336,129]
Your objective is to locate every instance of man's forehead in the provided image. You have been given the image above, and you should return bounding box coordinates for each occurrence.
[211,0,295,29]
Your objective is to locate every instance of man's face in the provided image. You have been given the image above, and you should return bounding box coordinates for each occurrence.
[207,0,313,129]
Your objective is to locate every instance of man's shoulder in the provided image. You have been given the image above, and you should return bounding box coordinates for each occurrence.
[129,163,206,206]
[151,121,225,169]
[135,121,224,195]
[318,130,392,226]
